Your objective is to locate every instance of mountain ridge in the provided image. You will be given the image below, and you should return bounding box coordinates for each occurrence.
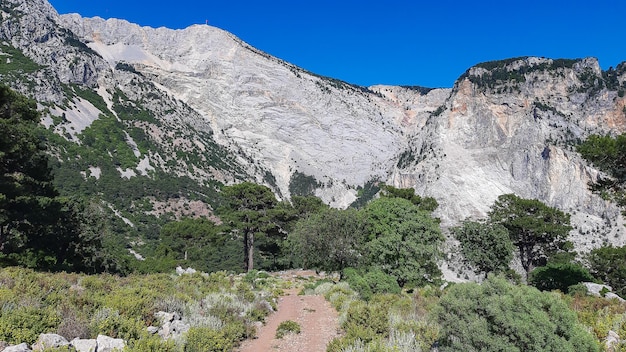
[2,0,626,267]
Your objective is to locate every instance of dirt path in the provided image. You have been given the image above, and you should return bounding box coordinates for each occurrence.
[237,286,340,352]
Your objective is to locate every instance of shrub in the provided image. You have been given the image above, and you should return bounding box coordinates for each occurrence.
[435,275,600,351]
[126,337,179,352]
[529,261,595,293]
[587,245,626,297]
[343,267,401,300]
[0,306,60,345]
[185,327,233,352]
[276,320,301,338]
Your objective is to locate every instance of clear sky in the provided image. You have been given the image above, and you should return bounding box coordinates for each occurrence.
[48,0,626,88]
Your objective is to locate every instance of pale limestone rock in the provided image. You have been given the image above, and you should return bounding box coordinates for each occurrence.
[2,343,31,352]
[32,334,69,351]
[95,335,125,352]
[70,338,97,352]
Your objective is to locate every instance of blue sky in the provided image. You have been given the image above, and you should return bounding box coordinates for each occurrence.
[48,0,626,88]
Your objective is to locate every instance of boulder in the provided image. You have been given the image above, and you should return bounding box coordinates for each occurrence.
[32,333,70,351]
[606,330,620,352]
[70,338,97,352]
[2,343,31,352]
[96,335,125,352]
[175,266,197,275]
[605,292,626,302]
[582,282,613,297]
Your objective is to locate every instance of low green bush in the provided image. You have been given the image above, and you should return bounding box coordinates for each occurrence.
[185,327,233,352]
[275,320,301,338]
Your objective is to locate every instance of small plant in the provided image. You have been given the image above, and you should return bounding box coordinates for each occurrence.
[275,320,301,339]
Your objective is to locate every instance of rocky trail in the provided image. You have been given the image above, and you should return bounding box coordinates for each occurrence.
[238,273,341,352]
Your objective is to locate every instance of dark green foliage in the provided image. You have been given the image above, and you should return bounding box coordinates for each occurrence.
[349,179,381,209]
[452,220,513,274]
[529,261,595,293]
[115,62,143,76]
[489,194,573,275]
[288,171,320,197]
[435,275,600,352]
[460,57,580,92]
[0,44,43,75]
[218,182,279,272]
[400,86,435,94]
[159,218,242,273]
[587,245,626,297]
[342,267,400,300]
[0,86,106,272]
[378,184,438,212]
[364,197,443,287]
[286,207,367,272]
[577,134,626,207]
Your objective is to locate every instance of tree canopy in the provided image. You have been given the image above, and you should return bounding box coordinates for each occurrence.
[379,184,438,212]
[218,182,279,272]
[0,85,105,272]
[364,197,443,287]
[452,220,513,275]
[577,133,626,207]
[488,194,573,275]
[286,207,367,273]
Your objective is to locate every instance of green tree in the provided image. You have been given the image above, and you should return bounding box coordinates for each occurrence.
[379,184,438,212]
[528,261,594,294]
[587,245,626,297]
[218,182,278,272]
[286,207,367,272]
[364,197,443,287]
[452,220,513,274]
[0,86,107,272]
[488,194,573,276]
[435,275,600,352]
[577,134,626,207]
[159,218,242,272]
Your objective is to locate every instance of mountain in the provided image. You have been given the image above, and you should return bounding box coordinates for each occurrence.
[2,0,626,262]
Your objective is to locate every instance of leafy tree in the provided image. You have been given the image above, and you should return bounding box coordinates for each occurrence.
[587,245,626,297]
[0,86,107,272]
[364,197,443,287]
[379,184,438,212]
[286,207,367,272]
[342,267,400,300]
[435,275,600,352]
[528,260,595,294]
[159,218,241,272]
[488,194,573,275]
[218,182,278,272]
[452,220,513,274]
[577,134,626,207]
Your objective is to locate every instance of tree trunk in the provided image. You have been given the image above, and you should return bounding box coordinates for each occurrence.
[244,231,254,272]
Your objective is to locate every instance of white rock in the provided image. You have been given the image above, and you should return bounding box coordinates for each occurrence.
[2,343,31,352]
[96,335,125,352]
[70,338,97,352]
[32,333,69,351]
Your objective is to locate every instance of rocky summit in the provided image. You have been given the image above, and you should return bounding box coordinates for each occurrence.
[1,0,626,258]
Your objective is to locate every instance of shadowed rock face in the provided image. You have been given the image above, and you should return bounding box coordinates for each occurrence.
[3,0,626,258]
